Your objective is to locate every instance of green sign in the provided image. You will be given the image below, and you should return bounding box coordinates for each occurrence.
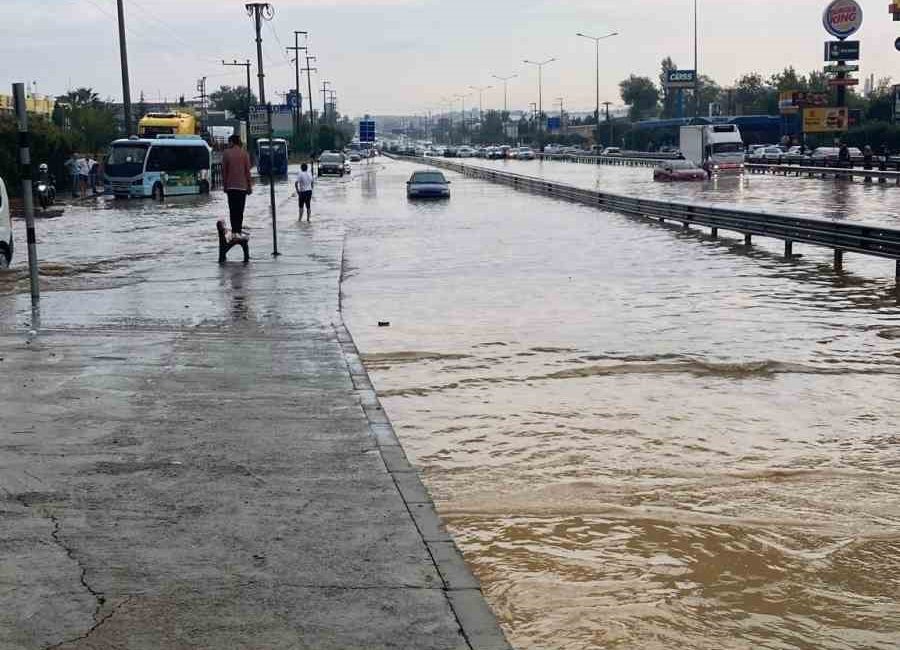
[824,64,859,73]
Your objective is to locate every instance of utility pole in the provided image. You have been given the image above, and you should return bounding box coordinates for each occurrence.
[523,58,556,136]
[286,31,308,148]
[116,0,132,134]
[321,80,331,123]
[196,76,208,134]
[245,2,278,257]
[245,3,273,104]
[304,55,317,155]
[492,74,518,115]
[327,89,337,124]
[222,60,252,119]
[602,101,613,146]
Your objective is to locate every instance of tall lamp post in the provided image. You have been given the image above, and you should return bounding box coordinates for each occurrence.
[693,0,699,117]
[455,92,471,143]
[575,31,618,144]
[523,58,556,135]
[491,73,518,114]
[469,84,493,133]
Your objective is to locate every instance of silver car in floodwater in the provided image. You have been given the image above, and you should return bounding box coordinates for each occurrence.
[0,176,12,268]
[406,170,450,199]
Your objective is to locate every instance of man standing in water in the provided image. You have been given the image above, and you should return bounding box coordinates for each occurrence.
[295,162,314,222]
[222,135,253,234]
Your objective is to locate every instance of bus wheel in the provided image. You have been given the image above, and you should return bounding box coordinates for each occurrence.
[152,183,164,201]
[199,180,210,194]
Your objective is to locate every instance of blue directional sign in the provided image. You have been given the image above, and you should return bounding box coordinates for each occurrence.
[547,116,561,131]
[359,119,376,143]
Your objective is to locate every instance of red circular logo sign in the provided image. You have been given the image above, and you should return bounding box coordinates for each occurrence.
[823,0,863,39]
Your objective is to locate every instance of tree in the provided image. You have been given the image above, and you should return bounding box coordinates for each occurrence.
[734,73,770,114]
[60,87,101,108]
[659,57,679,118]
[210,85,257,117]
[619,75,659,121]
[769,66,803,92]
[691,75,722,117]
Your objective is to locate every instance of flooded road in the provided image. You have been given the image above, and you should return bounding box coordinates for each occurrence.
[341,159,900,649]
[2,158,898,649]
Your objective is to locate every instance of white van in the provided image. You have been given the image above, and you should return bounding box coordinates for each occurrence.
[0,176,12,268]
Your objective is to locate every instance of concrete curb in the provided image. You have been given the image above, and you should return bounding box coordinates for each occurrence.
[334,321,512,650]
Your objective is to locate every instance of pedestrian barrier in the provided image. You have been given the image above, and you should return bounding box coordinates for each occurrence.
[217,219,250,264]
[398,155,900,281]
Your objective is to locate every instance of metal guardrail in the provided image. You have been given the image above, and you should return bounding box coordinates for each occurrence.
[397,155,900,280]
[537,153,667,167]
[745,163,900,184]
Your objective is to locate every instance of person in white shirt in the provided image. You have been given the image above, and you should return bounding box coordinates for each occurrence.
[295,163,314,221]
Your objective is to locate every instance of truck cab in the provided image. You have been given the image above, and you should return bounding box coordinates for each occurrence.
[679,124,744,176]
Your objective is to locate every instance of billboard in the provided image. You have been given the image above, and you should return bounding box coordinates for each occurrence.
[803,107,848,133]
[824,40,859,61]
[666,69,696,89]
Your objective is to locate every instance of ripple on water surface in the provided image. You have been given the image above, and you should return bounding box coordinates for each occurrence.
[345,160,900,649]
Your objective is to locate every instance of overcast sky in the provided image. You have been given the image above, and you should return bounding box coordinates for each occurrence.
[2,0,899,116]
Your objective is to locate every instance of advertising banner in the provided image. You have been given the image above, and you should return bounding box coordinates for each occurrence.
[803,107,848,133]
[666,70,696,89]
[824,40,860,61]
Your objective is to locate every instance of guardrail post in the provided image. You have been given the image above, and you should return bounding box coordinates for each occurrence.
[744,233,752,246]
[784,240,793,258]
[834,249,844,273]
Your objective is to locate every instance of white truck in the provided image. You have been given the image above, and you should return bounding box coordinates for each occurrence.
[679,124,745,175]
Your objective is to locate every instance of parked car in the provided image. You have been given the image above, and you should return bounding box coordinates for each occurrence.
[653,159,708,182]
[763,146,785,164]
[810,146,864,167]
[781,146,808,165]
[407,170,450,198]
[349,152,362,162]
[456,146,476,158]
[515,147,536,160]
[0,176,11,268]
[318,151,346,177]
[600,147,622,156]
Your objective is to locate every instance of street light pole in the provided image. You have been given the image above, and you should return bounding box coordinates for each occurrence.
[694,0,699,118]
[602,100,613,146]
[455,93,471,143]
[576,31,617,144]
[469,84,492,131]
[523,58,556,135]
[491,73,518,114]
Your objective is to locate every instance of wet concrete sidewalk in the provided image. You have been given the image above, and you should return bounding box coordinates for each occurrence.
[0,177,509,649]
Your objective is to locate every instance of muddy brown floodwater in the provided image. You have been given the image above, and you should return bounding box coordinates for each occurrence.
[344,159,900,650]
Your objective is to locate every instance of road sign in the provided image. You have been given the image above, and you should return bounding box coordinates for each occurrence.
[825,40,860,60]
[287,91,301,109]
[823,0,863,39]
[894,85,900,122]
[359,119,376,143]
[803,107,848,133]
[827,77,860,86]
[824,64,859,73]
[547,116,562,131]
[666,69,696,89]
[248,105,269,136]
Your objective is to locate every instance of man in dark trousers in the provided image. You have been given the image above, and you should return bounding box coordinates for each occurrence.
[295,163,314,222]
[222,135,253,234]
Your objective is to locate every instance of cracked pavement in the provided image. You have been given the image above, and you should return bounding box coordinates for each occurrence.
[0,164,505,649]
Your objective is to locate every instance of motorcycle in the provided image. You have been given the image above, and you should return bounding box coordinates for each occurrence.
[34,178,56,210]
